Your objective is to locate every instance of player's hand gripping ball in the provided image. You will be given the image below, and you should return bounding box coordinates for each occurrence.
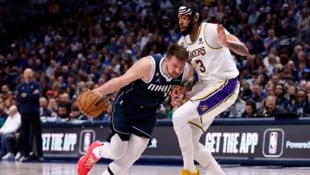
[76,89,107,118]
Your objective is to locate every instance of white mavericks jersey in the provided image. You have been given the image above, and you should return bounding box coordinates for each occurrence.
[178,22,239,81]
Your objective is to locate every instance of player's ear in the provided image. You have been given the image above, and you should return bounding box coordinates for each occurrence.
[194,14,199,23]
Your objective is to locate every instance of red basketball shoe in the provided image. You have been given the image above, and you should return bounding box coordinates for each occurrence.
[77,141,103,175]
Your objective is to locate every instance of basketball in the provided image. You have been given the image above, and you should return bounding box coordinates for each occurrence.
[76,90,107,118]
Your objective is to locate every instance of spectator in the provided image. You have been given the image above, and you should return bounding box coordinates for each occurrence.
[288,89,310,117]
[46,90,57,99]
[240,80,252,100]
[47,98,58,113]
[242,100,258,118]
[1,84,12,100]
[297,28,310,52]
[0,102,8,127]
[256,69,269,87]
[297,7,310,31]
[263,29,280,53]
[270,74,281,86]
[287,84,297,105]
[279,15,297,39]
[101,103,113,122]
[278,50,290,69]
[296,8,310,49]
[58,92,71,104]
[258,95,286,117]
[263,54,280,76]
[3,127,22,161]
[286,60,299,82]
[302,68,310,81]
[3,97,12,112]
[39,96,51,118]
[247,29,265,55]
[250,83,265,110]
[265,83,275,96]
[0,0,307,123]
[274,83,290,110]
[16,68,43,162]
[291,44,303,68]
[0,105,21,159]
[252,55,265,71]
[306,81,310,99]
[57,102,70,120]
[223,95,246,118]
[69,103,87,120]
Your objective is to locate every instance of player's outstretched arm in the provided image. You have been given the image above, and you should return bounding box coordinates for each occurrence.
[93,57,152,95]
[217,24,249,57]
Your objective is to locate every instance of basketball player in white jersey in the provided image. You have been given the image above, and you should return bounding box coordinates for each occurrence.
[173,2,249,175]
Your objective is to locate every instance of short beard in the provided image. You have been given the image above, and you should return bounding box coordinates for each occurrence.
[181,18,194,36]
[165,63,178,78]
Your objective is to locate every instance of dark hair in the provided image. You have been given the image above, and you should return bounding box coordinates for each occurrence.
[296,88,308,101]
[166,44,189,62]
[274,83,286,95]
[246,100,257,112]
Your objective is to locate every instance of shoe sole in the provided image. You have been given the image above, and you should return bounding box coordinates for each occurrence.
[77,142,101,175]
[77,155,86,175]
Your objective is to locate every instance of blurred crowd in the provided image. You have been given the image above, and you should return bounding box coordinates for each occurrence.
[0,0,309,123]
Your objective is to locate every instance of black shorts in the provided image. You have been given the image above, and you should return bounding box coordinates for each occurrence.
[111,102,157,141]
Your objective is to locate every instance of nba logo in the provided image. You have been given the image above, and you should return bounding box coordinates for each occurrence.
[79,130,96,154]
[83,133,91,152]
[263,128,284,157]
[268,132,278,154]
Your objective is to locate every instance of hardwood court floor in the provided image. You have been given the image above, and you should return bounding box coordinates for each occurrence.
[0,161,310,175]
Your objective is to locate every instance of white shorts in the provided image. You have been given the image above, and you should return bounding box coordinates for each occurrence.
[175,78,240,131]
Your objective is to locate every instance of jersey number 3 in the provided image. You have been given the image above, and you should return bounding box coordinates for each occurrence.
[195,60,206,73]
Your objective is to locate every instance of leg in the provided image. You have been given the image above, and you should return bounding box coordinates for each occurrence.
[191,85,240,175]
[1,133,15,160]
[101,134,149,175]
[192,127,225,175]
[14,133,23,160]
[21,116,31,158]
[0,133,9,156]
[32,115,43,158]
[77,133,129,175]
[4,133,15,154]
[172,101,200,173]
[173,79,239,174]
[1,133,12,155]
[94,133,128,159]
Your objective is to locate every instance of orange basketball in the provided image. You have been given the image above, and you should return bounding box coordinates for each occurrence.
[76,90,107,118]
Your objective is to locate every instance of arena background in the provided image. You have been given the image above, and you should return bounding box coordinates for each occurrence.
[41,117,310,166]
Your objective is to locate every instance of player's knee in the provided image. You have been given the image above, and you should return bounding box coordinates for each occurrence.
[172,109,180,121]
[172,109,186,127]
[127,151,143,162]
[172,115,180,129]
[110,147,127,159]
[109,134,128,159]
